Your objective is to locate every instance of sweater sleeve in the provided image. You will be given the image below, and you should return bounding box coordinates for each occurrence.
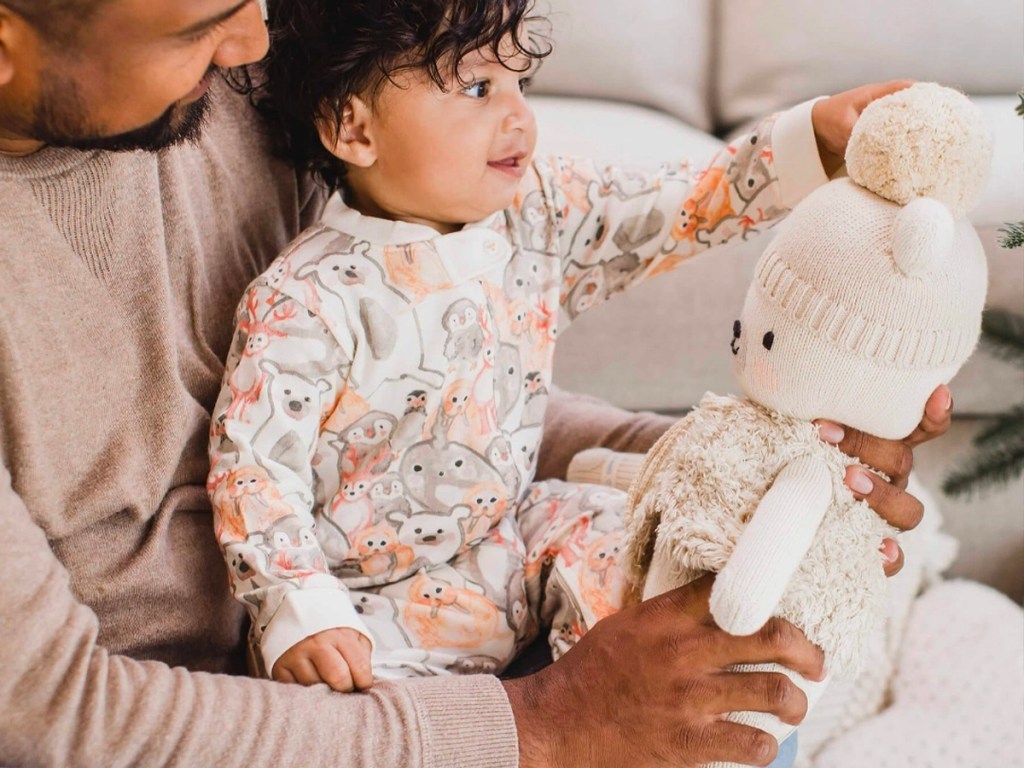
[522,99,827,323]
[208,283,370,676]
[0,459,519,768]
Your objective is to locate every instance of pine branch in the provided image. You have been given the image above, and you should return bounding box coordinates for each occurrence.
[942,439,1024,498]
[999,221,1024,250]
[939,93,1024,499]
[973,404,1024,446]
[979,309,1024,365]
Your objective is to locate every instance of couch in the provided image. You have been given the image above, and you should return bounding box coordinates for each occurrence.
[528,0,1024,604]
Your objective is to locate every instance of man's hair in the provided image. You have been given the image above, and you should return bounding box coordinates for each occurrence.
[4,0,104,42]
[255,0,551,192]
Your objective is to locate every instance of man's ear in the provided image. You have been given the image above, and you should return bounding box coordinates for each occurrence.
[317,96,377,168]
[0,5,19,86]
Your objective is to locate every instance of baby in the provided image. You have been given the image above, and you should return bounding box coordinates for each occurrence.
[207,0,894,698]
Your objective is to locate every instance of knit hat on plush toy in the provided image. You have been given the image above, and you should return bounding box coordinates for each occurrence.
[735,83,992,439]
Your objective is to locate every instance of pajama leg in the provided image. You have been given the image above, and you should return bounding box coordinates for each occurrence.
[516,479,630,659]
[350,516,524,680]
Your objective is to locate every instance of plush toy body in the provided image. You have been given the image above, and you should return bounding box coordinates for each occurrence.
[621,83,992,767]
[630,394,892,673]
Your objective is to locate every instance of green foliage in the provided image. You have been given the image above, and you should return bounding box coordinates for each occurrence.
[999,221,1024,250]
[942,435,1024,498]
[943,313,1024,497]
[941,95,1024,498]
[978,309,1024,365]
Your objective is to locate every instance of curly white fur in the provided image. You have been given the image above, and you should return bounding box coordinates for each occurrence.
[624,394,894,678]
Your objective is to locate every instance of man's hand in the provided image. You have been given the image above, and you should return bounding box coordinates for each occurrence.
[272,627,374,692]
[816,384,954,576]
[505,575,825,768]
[811,80,915,175]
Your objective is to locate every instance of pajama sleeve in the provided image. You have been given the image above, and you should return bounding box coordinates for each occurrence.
[209,282,371,676]
[521,99,829,321]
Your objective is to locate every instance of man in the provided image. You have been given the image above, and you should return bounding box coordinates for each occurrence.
[0,1,948,766]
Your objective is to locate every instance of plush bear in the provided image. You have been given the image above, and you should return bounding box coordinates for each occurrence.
[614,83,991,766]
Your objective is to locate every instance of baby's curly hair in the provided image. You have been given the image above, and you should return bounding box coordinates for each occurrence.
[257,0,551,192]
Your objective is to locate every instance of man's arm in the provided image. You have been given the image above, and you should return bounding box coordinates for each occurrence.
[0,461,518,768]
[535,386,677,482]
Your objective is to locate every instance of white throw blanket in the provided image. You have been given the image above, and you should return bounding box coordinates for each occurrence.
[797,479,1024,767]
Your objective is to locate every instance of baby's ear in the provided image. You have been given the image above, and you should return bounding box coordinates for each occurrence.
[317,96,377,168]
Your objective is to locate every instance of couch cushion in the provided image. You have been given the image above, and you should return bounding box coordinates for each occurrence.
[529,0,714,131]
[716,0,1024,128]
[530,95,725,167]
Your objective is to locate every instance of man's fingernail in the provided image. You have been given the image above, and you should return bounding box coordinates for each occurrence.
[817,422,845,444]
[847,468,873,495]
[935,387,952,412]
[880,540,899,563]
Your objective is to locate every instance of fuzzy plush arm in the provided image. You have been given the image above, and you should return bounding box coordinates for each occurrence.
[710,454,833,636]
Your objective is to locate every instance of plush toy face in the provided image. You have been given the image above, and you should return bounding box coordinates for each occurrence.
[731,179,986,441]
[732,282,958,439]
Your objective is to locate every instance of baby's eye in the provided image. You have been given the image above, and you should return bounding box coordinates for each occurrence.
[461,81,489,99]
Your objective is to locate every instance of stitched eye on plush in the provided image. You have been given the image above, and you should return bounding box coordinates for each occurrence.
[762,331,775,351]
[730,320,741,355]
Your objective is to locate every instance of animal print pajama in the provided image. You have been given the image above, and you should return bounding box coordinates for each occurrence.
[208,108,820,679]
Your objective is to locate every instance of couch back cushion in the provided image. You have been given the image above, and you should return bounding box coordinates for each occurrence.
[717,0,1024,128]
[529,0,714,131]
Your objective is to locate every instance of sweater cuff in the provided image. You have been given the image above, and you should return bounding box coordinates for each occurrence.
[260,588,374,677]
[771,97,830,210]
[403,675,519,768]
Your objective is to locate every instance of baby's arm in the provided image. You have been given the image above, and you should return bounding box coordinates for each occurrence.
[526,82,911,324]
[531,103,825,323]
[209,283,374,689]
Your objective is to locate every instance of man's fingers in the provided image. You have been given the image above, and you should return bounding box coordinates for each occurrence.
[818,422,914,485]
[709,671,808,726]
[880,538,906,578]
[716,618,826,682]
[650,573,715,622]
[695,721,781,767]
[845,466,925,531]
[904,386,953,447]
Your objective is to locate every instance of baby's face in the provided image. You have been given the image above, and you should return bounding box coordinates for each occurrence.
[342,39,537,233]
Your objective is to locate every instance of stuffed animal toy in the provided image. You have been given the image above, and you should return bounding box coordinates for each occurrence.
[616,83,992,766]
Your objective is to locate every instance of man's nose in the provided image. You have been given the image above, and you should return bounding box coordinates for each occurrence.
[212,1,271,70]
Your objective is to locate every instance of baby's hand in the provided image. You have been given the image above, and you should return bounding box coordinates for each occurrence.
[272,627,374,692]
[811,80,915,176]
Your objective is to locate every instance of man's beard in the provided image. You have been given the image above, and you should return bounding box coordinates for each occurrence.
[30,70,216,153]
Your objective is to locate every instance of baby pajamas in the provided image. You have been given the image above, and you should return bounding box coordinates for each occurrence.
[208,104,827,679]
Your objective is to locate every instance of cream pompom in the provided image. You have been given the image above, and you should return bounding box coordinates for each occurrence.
[845,83,992,218]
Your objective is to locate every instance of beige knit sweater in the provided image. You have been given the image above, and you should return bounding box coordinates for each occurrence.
[0,83,519,767]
